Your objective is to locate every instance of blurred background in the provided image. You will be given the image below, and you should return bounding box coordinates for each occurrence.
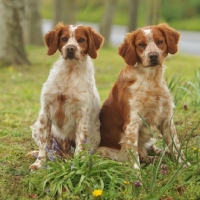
[0,0,200,67]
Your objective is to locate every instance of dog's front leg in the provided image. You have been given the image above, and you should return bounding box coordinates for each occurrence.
[29,108,51,170]
[122,119,141,170]
[74,115,89,154]
[160,119,189,165]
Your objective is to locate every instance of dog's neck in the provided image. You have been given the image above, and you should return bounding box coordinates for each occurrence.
[120,63,165,87]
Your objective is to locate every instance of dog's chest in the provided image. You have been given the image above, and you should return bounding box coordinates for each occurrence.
[42,68,95,133]
[129,83,172,125]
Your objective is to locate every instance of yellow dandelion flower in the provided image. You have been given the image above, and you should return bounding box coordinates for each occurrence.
[123,181,130,185]
[122,191,126,195]
[92,189,103,197]
[193,147,197,151]
[8,66,13,72]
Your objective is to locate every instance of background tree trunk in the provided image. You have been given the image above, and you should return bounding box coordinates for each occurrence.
[128,0,139,32]
[23,0,43,45]
[53,0,77,26]
[146,0,161,25]
[0,0,30,67]
[99,0,118,46]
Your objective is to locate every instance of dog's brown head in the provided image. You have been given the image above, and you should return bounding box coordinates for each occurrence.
[118,23,180,67]
[44,22,104,60]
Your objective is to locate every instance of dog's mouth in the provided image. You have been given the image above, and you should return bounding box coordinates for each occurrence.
[64,53,79,61]
[144,62,161,68]
[149,61,160,67]
[66,54,75,60]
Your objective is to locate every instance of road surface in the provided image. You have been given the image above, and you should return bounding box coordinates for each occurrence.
[42,20,200,56]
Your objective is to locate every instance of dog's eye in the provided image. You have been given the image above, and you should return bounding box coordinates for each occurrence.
[157,40,163,45]
[138,42,146,48]
[78,38,85,43]
[61,37,68,42]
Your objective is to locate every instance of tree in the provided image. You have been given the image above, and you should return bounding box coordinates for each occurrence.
[99,0,118,46]
[146,0,161,25]
[128,0,139,32]
[53,0,77,26]
[22,0,43,45]
[0,0,30,67]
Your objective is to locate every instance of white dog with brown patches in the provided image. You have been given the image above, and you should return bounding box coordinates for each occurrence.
[28,23,104,169]
[98,23,189,169]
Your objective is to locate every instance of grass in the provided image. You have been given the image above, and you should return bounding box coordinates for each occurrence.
[0,45,200,199]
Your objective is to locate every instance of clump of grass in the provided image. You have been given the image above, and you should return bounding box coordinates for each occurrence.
[181,70,200,109]
[26,119,200,200]
[167,74,187,106]
[27,146,139,199]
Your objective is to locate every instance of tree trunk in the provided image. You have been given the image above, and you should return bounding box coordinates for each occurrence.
[23,0,43,45]
[146,0,161,25]
[53,0,77,26]
[99,0,118,46]
[0,0,30,67]
[128,0,139,32]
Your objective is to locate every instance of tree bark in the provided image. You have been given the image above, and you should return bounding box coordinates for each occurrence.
[53,0,77,26]
[146,0,161,25]
[128,0,139,32]
[0,0,30,67]
[23,0,43,45]
[99,0,118,46]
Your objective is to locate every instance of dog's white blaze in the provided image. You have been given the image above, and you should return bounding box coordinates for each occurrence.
[61,25,82,59]
[142,28,154,46]
[67,25,78,46]
[143,28,151,36]
[142,28,162,66]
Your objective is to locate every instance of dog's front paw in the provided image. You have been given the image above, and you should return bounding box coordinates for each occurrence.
[29,163,42,170]
[29,157,45,170]
[182,161,191,168]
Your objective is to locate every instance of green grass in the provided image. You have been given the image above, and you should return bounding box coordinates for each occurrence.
[170,17,200,31]
[0,46,200,199]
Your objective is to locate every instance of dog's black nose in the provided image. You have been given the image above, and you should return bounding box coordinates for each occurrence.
[67,45,75,53]
[149,52,158,61]
[66,45,76,59]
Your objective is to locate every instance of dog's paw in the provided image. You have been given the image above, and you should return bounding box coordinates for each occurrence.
[29,163,41,170]
[26,151,39,159]
[29,157,46,170]
[182,161,191,168]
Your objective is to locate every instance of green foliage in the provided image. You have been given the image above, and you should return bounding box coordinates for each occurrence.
[162,0,200,21]
[42,0,200,31]
[182,70,200,108]
[28,149,140,199]
[27,130,200,200]
[166,74,187,106]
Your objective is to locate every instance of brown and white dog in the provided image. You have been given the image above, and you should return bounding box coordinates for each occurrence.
[97,23,188,169]
[28,23,104,169]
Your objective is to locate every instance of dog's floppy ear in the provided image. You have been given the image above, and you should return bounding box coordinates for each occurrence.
[44,22,64,55]
[87,27,104,59]
[157,23,180,54]
[118,32,137,66]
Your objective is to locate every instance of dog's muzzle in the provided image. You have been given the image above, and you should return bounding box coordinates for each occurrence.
[66,45,76,59]
[149,52,159,66]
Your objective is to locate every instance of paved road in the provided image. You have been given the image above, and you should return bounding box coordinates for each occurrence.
[42,20,200,56]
